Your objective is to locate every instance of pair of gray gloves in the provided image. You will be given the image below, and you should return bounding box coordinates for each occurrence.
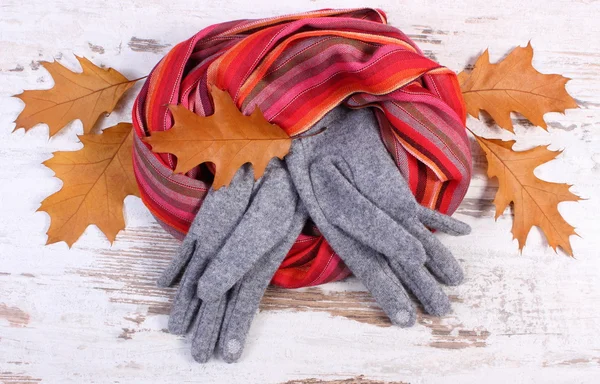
[158,106,471,363]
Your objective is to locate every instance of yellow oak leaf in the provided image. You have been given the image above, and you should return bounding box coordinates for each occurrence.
[14,56,138,136]
[144,86,291,190]
[40,123,140,246]
[458,43,578,132]
[476,135,580,255]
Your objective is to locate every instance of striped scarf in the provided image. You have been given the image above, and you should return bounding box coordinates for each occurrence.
[132,8,472,288]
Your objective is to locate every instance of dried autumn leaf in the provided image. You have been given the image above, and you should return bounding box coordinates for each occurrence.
[14,56,137,136]
[40,123,140,246]
[476,135,580,255]
[144,87,291,189]
[458,43,578,132]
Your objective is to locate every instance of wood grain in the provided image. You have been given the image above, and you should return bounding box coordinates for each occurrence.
[1,0,599,383]
[0,372,42,384]
[0,304,30,328]
[280,376,407,384]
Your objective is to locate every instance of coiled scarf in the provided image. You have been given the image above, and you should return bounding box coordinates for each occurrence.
[132,8,472,288]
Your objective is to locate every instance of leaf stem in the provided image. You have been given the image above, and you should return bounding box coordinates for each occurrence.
[129,75,149,83]
[128,75,149,83]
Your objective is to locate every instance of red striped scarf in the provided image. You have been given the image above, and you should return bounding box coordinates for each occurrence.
[132,8,472,288]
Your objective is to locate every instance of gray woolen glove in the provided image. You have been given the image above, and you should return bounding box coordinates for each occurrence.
[159,159,307,363]
[285,106,471,326]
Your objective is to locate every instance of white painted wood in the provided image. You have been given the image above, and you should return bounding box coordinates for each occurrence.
[1,1,599,383]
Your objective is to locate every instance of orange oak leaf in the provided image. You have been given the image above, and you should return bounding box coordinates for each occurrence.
[144,86,291,190]
[14,56,138,136]
[476,135,580,255]
[458,43,578,132]
[40,123,140,246]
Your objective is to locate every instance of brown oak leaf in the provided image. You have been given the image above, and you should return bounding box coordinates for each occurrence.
[14,56,137,136]
[476,136,580,255]
[40,123,140,246]
[458,43,578,132]
[144,86,291,189]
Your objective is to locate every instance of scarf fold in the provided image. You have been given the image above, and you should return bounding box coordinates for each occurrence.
[132,8,472,288]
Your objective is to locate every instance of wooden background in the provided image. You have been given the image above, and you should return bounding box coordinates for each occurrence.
[1,1,599,383]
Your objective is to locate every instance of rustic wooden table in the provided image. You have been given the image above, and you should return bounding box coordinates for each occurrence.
[1,1,599,383]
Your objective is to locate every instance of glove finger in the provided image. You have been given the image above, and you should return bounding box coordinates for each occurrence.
[324,233,416,326]
[168,274,201,335]
[196,161,298,301]
[391,260,452,316]
[190,298,228,363]
[218,203,308,363]
[158,237,197,288]
[417,206,471,236]
[310,160,426,267]
[218,282,246,363]
[405,221,464,286]
[167,246,207,335]
[168,292,201,335]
